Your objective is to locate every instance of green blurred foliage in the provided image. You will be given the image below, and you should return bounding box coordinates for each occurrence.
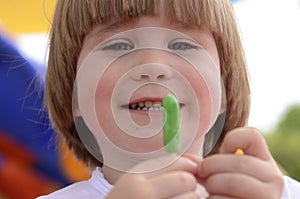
[265,104,300,181]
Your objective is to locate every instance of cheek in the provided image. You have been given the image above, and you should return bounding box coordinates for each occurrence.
[94,66,121,141]
[190,73,212,133]
[94,64,119,117]
[95,74,115,102]
[179,64,221,136]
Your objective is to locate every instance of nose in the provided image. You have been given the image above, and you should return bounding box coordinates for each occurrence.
[130,64,173,82]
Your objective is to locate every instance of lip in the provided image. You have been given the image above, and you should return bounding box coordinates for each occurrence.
[127,108,163,116]
[128,97,163,105]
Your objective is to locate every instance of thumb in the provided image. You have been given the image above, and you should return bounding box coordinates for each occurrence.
[219,127,273,161]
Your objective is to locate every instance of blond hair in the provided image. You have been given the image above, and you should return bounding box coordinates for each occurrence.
[46,0,250,167]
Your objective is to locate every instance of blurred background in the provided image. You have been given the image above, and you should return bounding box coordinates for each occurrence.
[0,0,299,198]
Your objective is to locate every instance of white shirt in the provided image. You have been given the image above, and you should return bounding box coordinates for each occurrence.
[37,168,112,199]
[37,167,300,199]
[282,176,300,199]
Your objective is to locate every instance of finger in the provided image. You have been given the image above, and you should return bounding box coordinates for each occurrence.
[219,127,272,161]
[204,173,272,199]
[148,171,197,198]
[130,155,198,177]
[183,153,203,165]
[169,192,200,199]
[198,154,276,182]
[195,183,209,198]
[208,196,238,199]
[182,153,208,186]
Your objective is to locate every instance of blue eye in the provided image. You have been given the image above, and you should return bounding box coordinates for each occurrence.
[102,42,134,51]
[168,41,199,51]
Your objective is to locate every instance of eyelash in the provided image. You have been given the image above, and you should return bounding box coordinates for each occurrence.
[102,42,134,51]
[102,40,199,51]
[168,42,199,50]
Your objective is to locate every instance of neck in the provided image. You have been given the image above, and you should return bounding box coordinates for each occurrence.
[102,165,125,184]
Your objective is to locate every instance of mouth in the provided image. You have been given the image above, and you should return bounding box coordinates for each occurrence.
[122,97,184,111]
[129,99,163,111]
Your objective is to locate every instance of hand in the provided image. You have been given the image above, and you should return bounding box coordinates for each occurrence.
[198,127,284,199]
[106,155,208,199]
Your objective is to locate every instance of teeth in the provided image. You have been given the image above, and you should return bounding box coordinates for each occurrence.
[144,101,152,108]
[129,100,163,111]
[153,101,161,107]
[138,102,144,107]
[130,103,137,109]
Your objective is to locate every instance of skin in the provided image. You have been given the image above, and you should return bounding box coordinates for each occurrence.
[77,16,220,169]
[77,18,217,154]
[107,128,284,199]
[198,128,284,199]
[77,16,284,199]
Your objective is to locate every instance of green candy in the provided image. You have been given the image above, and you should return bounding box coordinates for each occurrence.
[162,94,181,154]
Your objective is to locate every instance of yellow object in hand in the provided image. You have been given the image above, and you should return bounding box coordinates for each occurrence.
[235,149,244,156]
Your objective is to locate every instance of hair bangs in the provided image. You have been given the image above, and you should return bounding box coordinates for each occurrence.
[60,0,233,40]
[162,0,229,34]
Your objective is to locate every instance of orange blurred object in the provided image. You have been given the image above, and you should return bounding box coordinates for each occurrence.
[0,158,59,199]
[235,149,244,156]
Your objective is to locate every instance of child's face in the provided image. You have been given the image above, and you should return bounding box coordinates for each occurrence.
[75,16,223,169]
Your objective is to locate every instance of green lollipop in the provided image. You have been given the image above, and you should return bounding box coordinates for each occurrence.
[162,94,181,154]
